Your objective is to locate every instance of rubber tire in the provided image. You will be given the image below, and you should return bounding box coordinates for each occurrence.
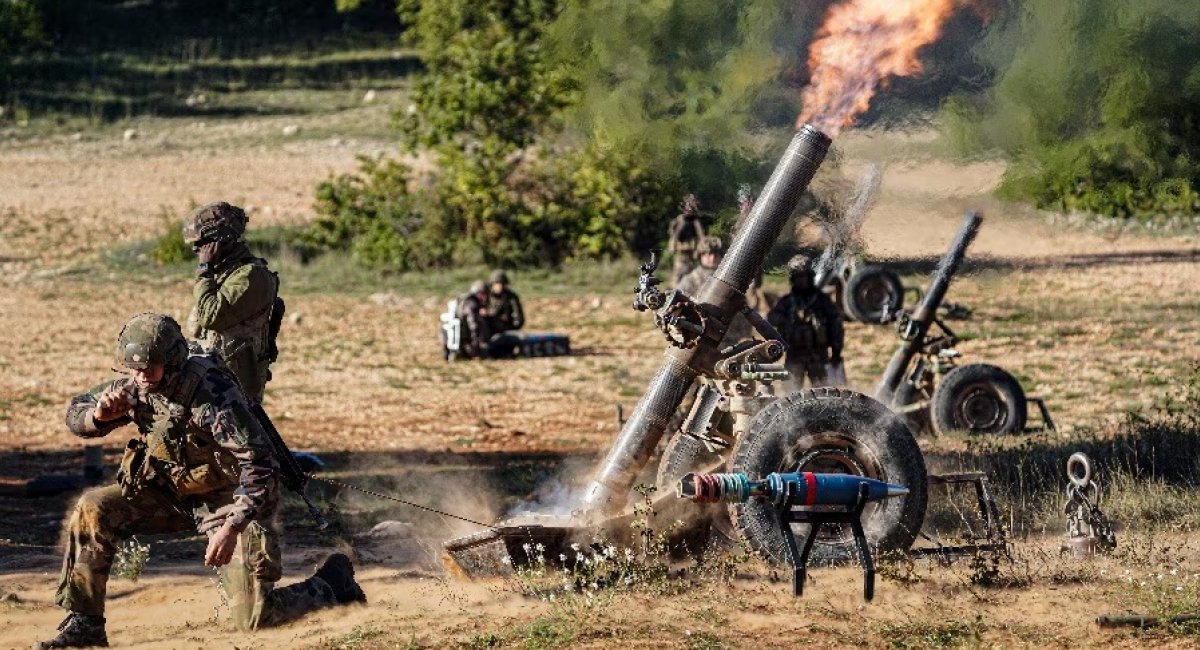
[730,388,928,565]
[894,381,931,436]
[842,265,904,324]
[930,363,1027,436]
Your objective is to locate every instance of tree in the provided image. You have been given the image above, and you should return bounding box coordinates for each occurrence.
[943,0,1200,220]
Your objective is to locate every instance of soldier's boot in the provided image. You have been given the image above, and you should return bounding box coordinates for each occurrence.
[312,553,366,604]
[33,613,107,649]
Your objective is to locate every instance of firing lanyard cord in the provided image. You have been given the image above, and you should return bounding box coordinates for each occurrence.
[311,475,499,531]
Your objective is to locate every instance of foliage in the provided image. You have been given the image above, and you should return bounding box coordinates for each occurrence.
[0,0,43,56]
[113,537,150,582]
[942,0,1200,221]
[543,0,827,210]
[395,0,573,150]
[150,215,191,265]
[308,0,690,269]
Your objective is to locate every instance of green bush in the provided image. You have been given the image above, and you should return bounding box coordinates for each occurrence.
[0,0,44,57]
[942,0,1200,221]
[150,217,191,265]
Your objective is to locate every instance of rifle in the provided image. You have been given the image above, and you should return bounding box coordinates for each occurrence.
[249,403,330,530]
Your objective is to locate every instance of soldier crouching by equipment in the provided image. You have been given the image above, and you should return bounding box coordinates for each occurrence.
[768,255,845,388]
[457,281,493,358]
[485,270,523,358]
[183,202,282,405]
[37,313,363,649]
[486,270,523,334]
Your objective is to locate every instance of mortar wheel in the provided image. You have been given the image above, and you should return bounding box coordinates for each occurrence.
[730,388,928,565]
[655,432,735,557]
[843,265,903,324]
[930,363,1027,435]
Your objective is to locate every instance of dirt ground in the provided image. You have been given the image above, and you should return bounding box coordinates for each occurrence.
[1,121,1199,648]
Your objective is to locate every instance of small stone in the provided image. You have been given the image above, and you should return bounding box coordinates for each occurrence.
[1,592,20,604]
[288,313,302,326]
[70,132,83,141]
[281,124,301,136]
[122,128,138,141]
[362,89,377,103]
[590,297,603,309]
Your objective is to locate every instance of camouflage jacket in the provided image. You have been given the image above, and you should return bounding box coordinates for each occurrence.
[65,355,279,532]
[767,289,844,360]
[457,293,491,356]
[487,288,524,332]
[667,213,704,254]
[185,242,279,401]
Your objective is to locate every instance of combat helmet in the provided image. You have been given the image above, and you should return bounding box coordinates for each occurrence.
[115,313,188,371]
[488,270,509,286]
[680,193,700,214]
[182,202,249,247]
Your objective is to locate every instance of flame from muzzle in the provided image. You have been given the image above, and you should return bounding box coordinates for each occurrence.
[798,0,984,135]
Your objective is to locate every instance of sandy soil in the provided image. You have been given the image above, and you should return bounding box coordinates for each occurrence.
[1,122,1198,648]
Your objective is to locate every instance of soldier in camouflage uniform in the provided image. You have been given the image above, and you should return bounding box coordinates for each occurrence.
[677,237,757,344]
[675,236,723,298]
[36,313,364,649]
[767,255,844,388]
[183,202,280,404]
[457,281,492,358]
[668,194,705,287]
[486,270,524,333]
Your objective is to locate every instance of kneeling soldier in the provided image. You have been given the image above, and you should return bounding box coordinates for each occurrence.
[37,313,364,649]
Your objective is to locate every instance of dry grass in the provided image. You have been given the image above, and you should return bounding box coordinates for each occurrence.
[3,115,1200,649]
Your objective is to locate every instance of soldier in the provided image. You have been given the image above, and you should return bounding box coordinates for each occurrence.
[675,236,723,298]
[667,194,705,286]
[457,281,492,359]
[183,202,281,404]
[486,270,524,333]
[36,313,364,649]
[767,254,845,388]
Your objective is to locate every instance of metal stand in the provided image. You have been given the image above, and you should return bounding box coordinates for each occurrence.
[910,472,1008,560]
[776,482,875,601]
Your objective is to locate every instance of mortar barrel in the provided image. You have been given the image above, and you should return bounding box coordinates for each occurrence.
[581,126,832,515]
[875,211,982,403]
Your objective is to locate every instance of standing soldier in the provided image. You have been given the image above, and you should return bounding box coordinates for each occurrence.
[768,254,845,388]
[36,313,363,649]
[668,193,705,286]
[183,202,281,404]
[486,270,524,333]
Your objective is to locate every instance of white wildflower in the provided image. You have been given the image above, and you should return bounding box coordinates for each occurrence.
[571,543,581,552]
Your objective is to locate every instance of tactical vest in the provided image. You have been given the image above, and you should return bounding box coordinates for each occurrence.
[118,355,240,499]
[197,257,279,401]
[785,296,829,354]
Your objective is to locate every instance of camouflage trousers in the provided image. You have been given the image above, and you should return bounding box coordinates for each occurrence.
[55,484,337,631]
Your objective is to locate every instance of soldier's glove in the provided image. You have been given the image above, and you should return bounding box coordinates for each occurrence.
[94,384,135,422]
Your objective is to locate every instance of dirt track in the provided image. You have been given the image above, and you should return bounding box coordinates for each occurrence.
[1,123,1199,648]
